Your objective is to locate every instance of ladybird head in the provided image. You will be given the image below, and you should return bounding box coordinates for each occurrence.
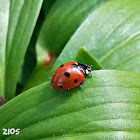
[85,65,92,75]
[77,62,92,75]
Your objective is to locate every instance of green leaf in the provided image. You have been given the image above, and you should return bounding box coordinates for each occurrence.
[75,47,104,70]
[5,0,43,100]
[23,65,53,91]
[18,40,37,91]
[43,0,56,16]
[18,10,45,92]
[51,0,140,76]
[36,0,109,61]
[0,70,140,139]
[0,0,9,97]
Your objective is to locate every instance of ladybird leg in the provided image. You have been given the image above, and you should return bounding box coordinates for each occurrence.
[60,90,63,96]
[89,64,93,77]
[90,71,92,77]
[79,78,85,91]
[81,77,85,83]
[79,85,84,91]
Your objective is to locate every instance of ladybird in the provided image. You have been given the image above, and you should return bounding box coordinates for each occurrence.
[51,61,92,91]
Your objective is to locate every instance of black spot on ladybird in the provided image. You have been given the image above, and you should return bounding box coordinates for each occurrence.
[64,72,70,77]
[74,79,78,83]
[58,84,63,89]
[60,64,64,67]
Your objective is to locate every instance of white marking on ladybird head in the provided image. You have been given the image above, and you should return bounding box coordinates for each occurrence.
[86,69,89,74]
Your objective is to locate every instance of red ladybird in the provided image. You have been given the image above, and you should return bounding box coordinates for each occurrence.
[51,61,92,91]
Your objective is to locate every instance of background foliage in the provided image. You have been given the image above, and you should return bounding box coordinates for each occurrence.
[0,0,140,139]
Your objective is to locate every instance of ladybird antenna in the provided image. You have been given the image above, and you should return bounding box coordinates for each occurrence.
[79,85,84,91]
